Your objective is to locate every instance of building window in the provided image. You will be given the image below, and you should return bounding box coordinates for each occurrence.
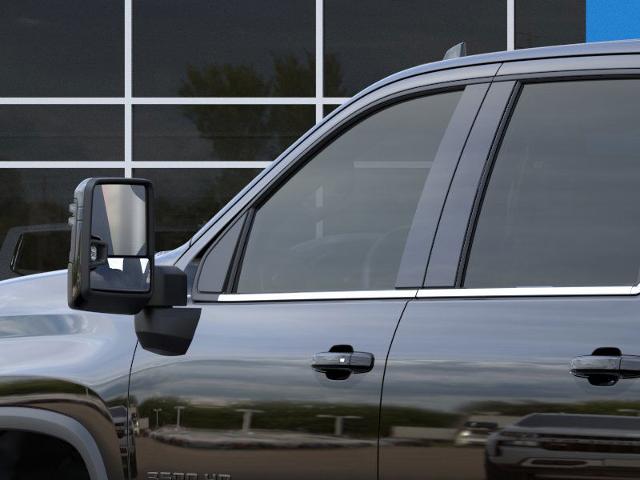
[325,0,507,96]
[133,0,315,97]
[515,0,585,49]
[1,1,123,96]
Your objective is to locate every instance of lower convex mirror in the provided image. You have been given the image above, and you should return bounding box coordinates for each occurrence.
[68,178,154,314]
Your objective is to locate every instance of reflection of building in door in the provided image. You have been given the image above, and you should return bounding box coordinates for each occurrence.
[317,414,363,436]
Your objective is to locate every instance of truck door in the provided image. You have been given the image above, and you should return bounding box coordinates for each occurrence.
[380,73,640,479]
[129,78,490,480]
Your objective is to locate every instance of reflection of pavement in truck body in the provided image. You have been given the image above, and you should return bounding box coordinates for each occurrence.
[137,438,488,480]
[149,426,375,449]
[486,413,640,479]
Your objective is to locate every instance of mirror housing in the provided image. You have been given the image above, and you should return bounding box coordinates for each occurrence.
[67,178,154,314]
[68,177,201,356]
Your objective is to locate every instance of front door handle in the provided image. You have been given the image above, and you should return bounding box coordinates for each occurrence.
[570,347,640,386]
[311,351,374,374]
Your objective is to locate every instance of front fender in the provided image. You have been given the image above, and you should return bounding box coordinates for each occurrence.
[0,270,139,479]
[0,377,127,480]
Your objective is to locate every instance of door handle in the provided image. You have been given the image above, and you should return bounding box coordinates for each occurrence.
[311,351,374,374]
[570,347,640,386]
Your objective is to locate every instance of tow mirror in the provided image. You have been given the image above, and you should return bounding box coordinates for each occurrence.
[68,177,201,356]
[68,178,154,314]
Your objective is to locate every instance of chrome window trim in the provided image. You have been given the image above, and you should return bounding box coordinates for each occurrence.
[418,285,639,298]
[216,284,640,302]
[218,289,418,302]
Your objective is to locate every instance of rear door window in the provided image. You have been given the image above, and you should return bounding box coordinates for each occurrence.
[465,79,640,288]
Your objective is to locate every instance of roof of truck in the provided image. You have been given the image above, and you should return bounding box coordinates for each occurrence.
[359,39,640,97]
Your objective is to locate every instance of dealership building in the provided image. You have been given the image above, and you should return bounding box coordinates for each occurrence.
[0,0,637,279]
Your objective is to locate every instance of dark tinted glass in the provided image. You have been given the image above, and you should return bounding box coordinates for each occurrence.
[135,169,261,251]
[11,229,70,276]
[0,107,123,161]
[1,1,123,96]
[515,0,585,48]
[324,105,341,117]
[0,169,122,280]
[465,80,640,288]
[197,216,245,293]
[134,0,314,97]
[134,106,315,161]
[237,91,463,293]
[324,0,506,96]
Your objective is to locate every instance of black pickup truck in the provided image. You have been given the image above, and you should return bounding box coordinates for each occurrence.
[2,40,640,480]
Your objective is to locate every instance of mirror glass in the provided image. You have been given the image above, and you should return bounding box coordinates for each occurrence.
[90,184,150,292]
[91,184,147,256]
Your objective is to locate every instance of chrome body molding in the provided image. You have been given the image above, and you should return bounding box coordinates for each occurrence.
[217,285,640,302]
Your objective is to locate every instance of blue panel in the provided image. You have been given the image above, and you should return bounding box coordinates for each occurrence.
[587,0,640,41]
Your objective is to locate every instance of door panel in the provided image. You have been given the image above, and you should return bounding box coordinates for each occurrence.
[130,299,408,480]
[380,296,640,480]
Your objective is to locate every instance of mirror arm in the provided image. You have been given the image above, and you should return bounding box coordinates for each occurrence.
[146,266,189,307]
[134,307,200,356]
[135,265,202,356]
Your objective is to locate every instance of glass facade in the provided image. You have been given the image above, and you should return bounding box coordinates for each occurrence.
[515,0,585,48]
[133,0,315,97]
[135,168,262,251]
[0,169,121,279]
[0,0,632,279]
[0,106,123,162]
[325,0,507,96]
[1,1,123,96]
[133,106,314,162]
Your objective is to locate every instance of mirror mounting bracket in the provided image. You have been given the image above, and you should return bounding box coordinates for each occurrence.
[134,265,201,356]
[68,177,201,356]
[147,266,189,307]
[134,306,201,356]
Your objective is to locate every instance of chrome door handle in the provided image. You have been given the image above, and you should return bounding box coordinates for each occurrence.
[311,351,374,374]
[570,347,640,386]
[570,355,621,376]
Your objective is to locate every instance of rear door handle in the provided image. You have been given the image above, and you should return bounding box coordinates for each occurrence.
[570,347,640,385]
[311,351,374,374]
